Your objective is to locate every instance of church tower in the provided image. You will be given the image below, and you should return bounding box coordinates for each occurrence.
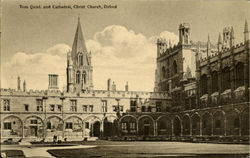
[67,17,93,92]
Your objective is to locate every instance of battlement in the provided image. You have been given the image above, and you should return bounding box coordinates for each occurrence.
[199,42,246,65]
[0,88,169,99]
[157,42,182,58]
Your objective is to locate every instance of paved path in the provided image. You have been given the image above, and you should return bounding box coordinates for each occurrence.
[1,144,96,158]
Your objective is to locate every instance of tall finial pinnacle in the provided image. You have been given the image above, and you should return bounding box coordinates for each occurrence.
[244,20,248,33]
[78,15,80,22]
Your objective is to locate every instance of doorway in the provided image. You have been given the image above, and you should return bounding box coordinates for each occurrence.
[93,121,100,137]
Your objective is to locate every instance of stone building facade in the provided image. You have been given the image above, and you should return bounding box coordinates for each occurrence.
[0,18,169,142]
[120,21,249,140]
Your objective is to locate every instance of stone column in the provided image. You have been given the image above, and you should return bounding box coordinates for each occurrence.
[200,119,202,136]
[190,121,192,136]
[136,120,139,135]
[154,121,157,136]
[224,117,227,136]
[82,122,85,138]
[180,120,183,137]
[230,66,235,102]
[171,119,174,136]
[22,123,25,138]
[211,115,214,136]
[244,43,249,101]
[218,70,222,105]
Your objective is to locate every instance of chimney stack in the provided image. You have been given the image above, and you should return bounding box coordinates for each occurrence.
[107,78,111,91]
[23,80,26,92]
[48,74,59,90]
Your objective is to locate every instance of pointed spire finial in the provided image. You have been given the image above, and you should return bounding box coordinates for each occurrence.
[244,20,248,33]
[231,27,235,39]
[218,33,222,44]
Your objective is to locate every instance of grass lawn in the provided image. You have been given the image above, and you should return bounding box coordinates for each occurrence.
[1,150,25,158]
[47,141,249,158]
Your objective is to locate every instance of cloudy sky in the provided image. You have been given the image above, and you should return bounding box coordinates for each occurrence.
[1,0,249,91]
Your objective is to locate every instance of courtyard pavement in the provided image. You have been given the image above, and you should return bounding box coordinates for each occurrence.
[1,141,249,158]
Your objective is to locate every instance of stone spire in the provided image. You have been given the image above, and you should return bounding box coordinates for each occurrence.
[71,17,88,58]
[207,34,211,58]
[230,27,235,47]
[244,20,249,42]
[218,33,222,52]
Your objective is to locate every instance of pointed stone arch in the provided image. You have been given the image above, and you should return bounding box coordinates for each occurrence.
[156,115,171,136]
[202,112,212,136]
[226,108,240,136]
[120,115,137,136]
[138,115,155,136]
[2,115,23,138]
[191,113,201,136]
[173,115,182,136]
[213,110,226,136]
[241,107,249,136]
[182,114,191,136]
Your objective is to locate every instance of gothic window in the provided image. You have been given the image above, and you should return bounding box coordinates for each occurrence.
[235,62,244,88]
[3,99,10,111]
[66,122,73,129]
[222,67,230,91]
[162,66,166,79]
[212,71,219,93]
[78,53,83,66]
[47,122,51,129]
[70,100,77,112]
[36,99,43,111]
[201,74,208,95]
[156,102,162,112]
[76,71,80,84]
[173,60,178,74]
[82,71,86,84]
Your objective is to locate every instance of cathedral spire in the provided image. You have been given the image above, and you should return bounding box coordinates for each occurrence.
[72,17,88,55]
[244,20,249,42]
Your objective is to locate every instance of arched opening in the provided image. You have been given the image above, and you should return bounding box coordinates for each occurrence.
[78,53,83,66]
[213,111,225,136]
[64,116,83,139]
[82,71,86,84]
[173,117,181,136]
[2,116,23,138]
[182,115,190,136]
[202,113,212,136]
[92,121,100,137]
[103,116,117,137]
[241,108,249,136]
[24,116,44,138]
[120,116,137,136]
[138,116,154,136]
[157,116,171,136]
[212,71,218,93]
[222,67,230,91]
[46,116,63,138]
[76,71,80,84]
[173,60,178,74]
[200,74,208,95]
[235,62,244,88]
[162,66,166,79]
[191,114,201,136]
[226,110,240,136]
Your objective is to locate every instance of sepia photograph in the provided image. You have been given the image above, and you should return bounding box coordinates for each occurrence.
[0,0,249,157]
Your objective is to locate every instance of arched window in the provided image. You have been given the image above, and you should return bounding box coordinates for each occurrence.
[212,71,218,93]
[76,71,80,84]
[222,67,230,91]
[82,71,86,84]
[173,61,178,74]
[235,62,244,87]
[78,53,83,66]
[201,74,208,95]
[162,67,166,79]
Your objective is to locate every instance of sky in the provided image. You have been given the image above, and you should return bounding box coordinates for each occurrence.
[1,0,249,91]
